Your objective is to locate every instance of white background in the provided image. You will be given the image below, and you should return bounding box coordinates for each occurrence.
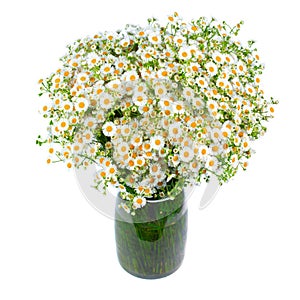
[1,0,299,299]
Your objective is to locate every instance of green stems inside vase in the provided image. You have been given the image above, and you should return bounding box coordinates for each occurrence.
[115,191,188,279]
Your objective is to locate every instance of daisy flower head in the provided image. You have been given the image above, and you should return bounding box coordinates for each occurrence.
[121,125,131,137]
[178,47,192,60]
[207,100,218,111]
[183,87,195,100]
[237,62,246,74]
[205,156,219,171]
[148,31,161,45]
[196,76,208,88]
[106,79,122,91]
[99,93,114,110]
[245,84,256,96]
[180,146,194,163]
[57,118,69,131]
[205,62,218,76]
[267,104,275,116]
[84,117,97,129]
[173,101,185,114]
[149,163,161,175]
[198,145,209,159]
[230,154,239,168]
[192,97,204,109]
[210,143,221,155]
[190,160,200,173]
[241,138,250,151]
[150,135,165,150]
[75,97,89,112]
[77,72,89,84]
[100,63,114,75]
[120,202,131,213]
[102,121,117,137]
[212,51,224,64]
[133,196,147,209]
[131,134,143,146]
[155,84,168,97]
[135,156,145,168]
[123,70,139,82]
[174,35,185,46]
[169,123,182,138]
[117,142,129,156]
[133,93,147,107]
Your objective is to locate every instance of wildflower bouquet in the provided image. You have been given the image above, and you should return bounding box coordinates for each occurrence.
[37,12,277,213]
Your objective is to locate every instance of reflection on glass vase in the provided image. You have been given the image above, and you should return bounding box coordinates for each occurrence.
[115,190,188,279]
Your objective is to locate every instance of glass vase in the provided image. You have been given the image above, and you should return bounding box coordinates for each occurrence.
[115,190,188,279]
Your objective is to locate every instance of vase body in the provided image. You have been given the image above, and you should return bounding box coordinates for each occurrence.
[115,190,187,279]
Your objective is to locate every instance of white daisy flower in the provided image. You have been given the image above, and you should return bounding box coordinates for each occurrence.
[221,127,231,139]
[173,101,185,114]
[245,84,256,96]
[178,47,192,60]
[195,76,208,88]
[205,156,219,171]
[82,130,94,143]
[190,62,200,73]
[210,143,221,155]
[230,154,239,168]
[133,93,147,107]
[174,35,185,46]
[216,78,230,89]
[100,63,114,75]
[133,196,146,208]
[106,79,121,91]
[210,128,222,142]
[237,62,246,74]
[180,146,194,162]
[183,87,195,99]
[74,98,89,112]
[224,53,235,64]
[123,70,139,82]
[149,163,161,175]
[150,135,165,150]
[57,118,69,131]
[121,125,131,137]
[62,101,73,112]
[169,123,182,138]
[51,74,63,85]
[120,37,130,48]
[99,93,114,110]
[241,138,250,151]
[207,100,218,111]
[155,84,168,97]
[148,32,161,44]
[171,154,180,166]
[102,122,116,137]
[205,62,218,76]
[190,160,200,173]
[157,68,169,78]
[212,51,224,64]
[84,117,97,129]
[117,142,129,155]
[267,105,275,116]
[219,102,229,111]
[192,97,203,109]
[135,156,145,168]
[131,134,143,146]
[198,144,209,160]
[77,72,89,84]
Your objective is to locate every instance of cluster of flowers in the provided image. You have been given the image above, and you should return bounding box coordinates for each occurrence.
[37,13,277,212]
